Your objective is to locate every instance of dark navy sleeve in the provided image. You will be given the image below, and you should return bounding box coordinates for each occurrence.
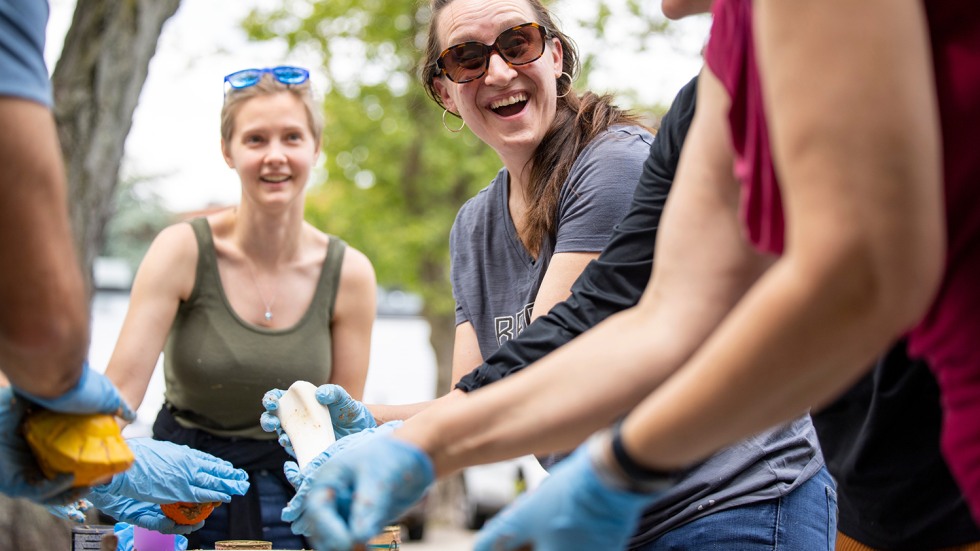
[456,75,699,392]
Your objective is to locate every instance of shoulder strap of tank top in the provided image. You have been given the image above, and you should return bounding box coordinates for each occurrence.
[185,217,217,302]
[319,236,347,319]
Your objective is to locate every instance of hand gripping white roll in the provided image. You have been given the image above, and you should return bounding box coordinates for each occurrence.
[275,381,336,469]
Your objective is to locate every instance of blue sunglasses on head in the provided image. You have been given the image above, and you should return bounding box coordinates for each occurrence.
[223,66,310,91]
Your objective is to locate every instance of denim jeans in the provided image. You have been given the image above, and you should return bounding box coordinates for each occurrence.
[193,469,306,550]
[638,466,838,550]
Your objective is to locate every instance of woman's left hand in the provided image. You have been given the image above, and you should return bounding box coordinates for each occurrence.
[474,441,659,551]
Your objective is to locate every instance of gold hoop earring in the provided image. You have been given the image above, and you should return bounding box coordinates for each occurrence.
[442,109,466,133]
[556,71,573,99]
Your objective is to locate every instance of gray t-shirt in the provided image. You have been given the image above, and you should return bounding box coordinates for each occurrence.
[631,417,824,544]
[451,125,654,358]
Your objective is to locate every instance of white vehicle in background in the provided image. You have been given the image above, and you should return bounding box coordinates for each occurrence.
[461,455,549,530]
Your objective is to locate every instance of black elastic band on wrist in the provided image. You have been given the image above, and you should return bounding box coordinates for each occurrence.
[611,422,671,482]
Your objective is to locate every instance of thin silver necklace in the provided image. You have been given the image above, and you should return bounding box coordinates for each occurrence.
[244,257,278,322]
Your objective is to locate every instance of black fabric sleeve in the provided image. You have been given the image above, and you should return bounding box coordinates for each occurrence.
[456,75,699,392]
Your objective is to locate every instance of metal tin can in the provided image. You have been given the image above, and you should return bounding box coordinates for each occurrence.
[366,525,401,550]
[213,541,273,550]
[70,525,115,551]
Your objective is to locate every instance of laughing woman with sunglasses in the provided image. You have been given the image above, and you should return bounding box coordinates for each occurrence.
[426,1,653,392]
[103,66,377,549]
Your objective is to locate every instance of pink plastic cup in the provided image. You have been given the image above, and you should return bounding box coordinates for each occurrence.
[133,526,176,551]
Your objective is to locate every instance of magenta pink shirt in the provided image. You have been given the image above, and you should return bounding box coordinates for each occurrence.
[704,0,980,521]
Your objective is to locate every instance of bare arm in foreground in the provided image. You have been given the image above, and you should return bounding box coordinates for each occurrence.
[399,0,943,476]
[397,66,768,474]
[0,98,88,398]
[618,0,943,471]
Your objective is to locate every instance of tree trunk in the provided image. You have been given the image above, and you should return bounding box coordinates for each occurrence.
[51,0,181,294]
[425,306,457,398]
[418,245,456,398]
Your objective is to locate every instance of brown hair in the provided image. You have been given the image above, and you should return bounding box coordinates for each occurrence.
[421,0,647,256]
[220,73,324,147]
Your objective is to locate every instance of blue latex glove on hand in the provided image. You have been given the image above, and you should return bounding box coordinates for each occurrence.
[283,421,403,490]
[13,362,135,421]
[46,498,93,523]
[261,385,377,457]
[473,440,660,551]
[314,384,377,437]
[282,434,434,551]
[93,438,249,504]
[87,491,203,535]
[0,387,81,503]
[114,522,189,551]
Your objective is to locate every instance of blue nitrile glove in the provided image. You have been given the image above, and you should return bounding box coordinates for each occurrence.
[259,389,297,459]
[46,498,93,523]
[87,492,202,535]
[283,421,403,490]
[282,434,434,551]
[114,522,188,551]
[13,362,135,421]
[473,437,663,551]
[261,385,377,457]
[92,438,249,504]
[0,387,81,503]
[314,385,377,437]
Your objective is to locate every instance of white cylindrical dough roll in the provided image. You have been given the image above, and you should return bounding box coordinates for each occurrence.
[276,381,336,468]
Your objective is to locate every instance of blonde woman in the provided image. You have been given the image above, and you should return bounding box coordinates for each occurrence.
[106,66,376,548]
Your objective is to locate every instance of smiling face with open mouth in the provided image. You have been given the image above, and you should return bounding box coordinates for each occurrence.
[433,0,563,171]
[222,91,319,210]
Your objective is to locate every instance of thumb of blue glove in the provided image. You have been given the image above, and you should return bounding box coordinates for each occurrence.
[473,437,660,551]
[94,439,249,504]
[283,434,433,551]
[315,384,377,439]
[14,362,135,421]
[260,389,296,459]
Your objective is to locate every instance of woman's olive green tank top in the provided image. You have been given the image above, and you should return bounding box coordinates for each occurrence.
[163,217,346,439]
